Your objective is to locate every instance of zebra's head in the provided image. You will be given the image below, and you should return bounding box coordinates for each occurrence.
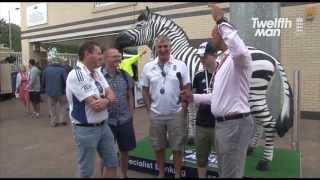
[116,7,154,49]
[116,7,190,56]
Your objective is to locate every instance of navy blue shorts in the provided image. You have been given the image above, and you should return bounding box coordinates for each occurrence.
[29,91,41,103]
[109,118,136,152]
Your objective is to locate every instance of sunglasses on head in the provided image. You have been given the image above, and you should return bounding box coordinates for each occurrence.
[94,81,105,98]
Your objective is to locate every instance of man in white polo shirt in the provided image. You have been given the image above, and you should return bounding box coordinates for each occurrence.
[181,4,253,178]
[66,41,118,178]
[141,35,191,178]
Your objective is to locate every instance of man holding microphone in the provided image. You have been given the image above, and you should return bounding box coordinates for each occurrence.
[141,35,191,178]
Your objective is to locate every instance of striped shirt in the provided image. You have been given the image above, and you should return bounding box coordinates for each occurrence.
[100,67,134,126]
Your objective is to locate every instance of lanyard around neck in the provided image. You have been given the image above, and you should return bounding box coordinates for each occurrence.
[205,70,214,94]
[158,63,167,87]
[204,56,227,94]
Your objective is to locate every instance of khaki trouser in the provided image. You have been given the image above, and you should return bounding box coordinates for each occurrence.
[195,125,215,167]
[47,95,68,125]
[149,110,187,151]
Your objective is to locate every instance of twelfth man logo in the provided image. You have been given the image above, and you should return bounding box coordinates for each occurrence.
[252,17,293,37]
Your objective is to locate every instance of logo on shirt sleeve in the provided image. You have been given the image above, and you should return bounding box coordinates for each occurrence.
[81,84,92,92]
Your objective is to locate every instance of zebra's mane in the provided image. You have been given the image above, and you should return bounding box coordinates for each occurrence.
[144,10,191,46]
[136,9,203,80]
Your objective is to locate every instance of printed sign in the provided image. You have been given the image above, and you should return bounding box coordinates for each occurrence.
[169,147,219,169]
[27,3,48,27]
[134,81,145,108]
[252,17,303,37]
[128,156,219,178]
[128,147,219,178]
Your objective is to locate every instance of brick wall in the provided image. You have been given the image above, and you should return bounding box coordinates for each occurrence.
[175,3,320,114]
[281,3,320,112]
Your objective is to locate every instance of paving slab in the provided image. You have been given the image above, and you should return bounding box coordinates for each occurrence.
[0,98,319,178]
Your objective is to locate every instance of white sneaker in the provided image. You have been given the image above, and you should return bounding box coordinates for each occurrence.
[50,122,57,127]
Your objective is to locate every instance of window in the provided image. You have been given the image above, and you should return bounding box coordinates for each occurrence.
[93,2,137,12]
[94,2,116,8]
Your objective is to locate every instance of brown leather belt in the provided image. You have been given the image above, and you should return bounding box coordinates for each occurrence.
[215,112,250,122]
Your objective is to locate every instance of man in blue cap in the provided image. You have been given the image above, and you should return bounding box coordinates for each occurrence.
[193,40,220,178]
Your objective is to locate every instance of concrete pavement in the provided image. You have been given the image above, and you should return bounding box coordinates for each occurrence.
[0,98,319,178]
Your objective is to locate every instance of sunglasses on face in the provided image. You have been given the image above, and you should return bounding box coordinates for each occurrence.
[157,45,169,49]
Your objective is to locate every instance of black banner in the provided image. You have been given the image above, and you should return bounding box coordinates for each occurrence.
[128,156,219,178]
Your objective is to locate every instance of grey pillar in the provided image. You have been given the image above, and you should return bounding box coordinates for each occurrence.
[230,3,282,121]
[230,3,280,60]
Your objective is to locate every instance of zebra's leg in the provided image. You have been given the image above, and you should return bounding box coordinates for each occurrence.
[247,119,263,156]
[256,119,276,171]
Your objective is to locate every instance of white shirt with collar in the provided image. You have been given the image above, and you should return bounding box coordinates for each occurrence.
[66,61,110,124]
[141,55,190,115]
[193,22,253,116]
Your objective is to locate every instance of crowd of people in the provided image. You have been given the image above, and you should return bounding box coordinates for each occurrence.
[15,4,254,178]
[15,50,72,126]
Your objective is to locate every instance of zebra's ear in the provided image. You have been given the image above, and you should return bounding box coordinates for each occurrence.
[138,8,148,21]
[146,6,150,13]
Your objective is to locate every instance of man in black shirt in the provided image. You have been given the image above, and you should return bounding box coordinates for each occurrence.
[193,40,220,178]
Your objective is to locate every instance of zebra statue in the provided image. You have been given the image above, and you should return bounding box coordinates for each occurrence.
[116,7,294,171]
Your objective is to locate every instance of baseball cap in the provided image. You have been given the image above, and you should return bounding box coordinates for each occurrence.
[196,41,219,58]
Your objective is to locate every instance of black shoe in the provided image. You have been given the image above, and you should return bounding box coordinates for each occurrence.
[256,159,271,171]
[247,146,255,156]
[61,122,68,126]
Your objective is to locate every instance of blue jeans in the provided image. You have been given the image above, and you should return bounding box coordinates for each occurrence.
[72,121,118,177]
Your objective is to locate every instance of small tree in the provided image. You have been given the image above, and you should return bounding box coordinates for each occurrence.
[0,18,21,52]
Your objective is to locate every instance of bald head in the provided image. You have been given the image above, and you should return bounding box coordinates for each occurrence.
[103,48,122,69]
[104,48,119,56]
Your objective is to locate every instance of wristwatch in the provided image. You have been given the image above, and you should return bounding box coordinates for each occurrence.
[216,17,228,25]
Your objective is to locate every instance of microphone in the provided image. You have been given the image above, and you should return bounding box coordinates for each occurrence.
[176,72,183,90]
[176,72,183,104]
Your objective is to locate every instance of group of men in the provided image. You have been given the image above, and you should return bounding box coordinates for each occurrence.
[65,4,253,178]
[66,42,148,178]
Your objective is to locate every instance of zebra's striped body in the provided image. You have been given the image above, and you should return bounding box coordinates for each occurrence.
[116,8,294,170]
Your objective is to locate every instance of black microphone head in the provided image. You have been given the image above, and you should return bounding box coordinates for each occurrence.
[176,72,182,79]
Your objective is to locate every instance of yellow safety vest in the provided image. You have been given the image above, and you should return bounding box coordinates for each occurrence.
[119,54,140,77]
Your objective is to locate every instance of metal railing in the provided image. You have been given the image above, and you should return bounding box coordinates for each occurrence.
[0,52,22,72]
[56,53,79,67]
[292,70,301,151]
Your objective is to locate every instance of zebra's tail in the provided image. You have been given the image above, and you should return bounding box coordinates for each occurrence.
[274,60,294,137]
